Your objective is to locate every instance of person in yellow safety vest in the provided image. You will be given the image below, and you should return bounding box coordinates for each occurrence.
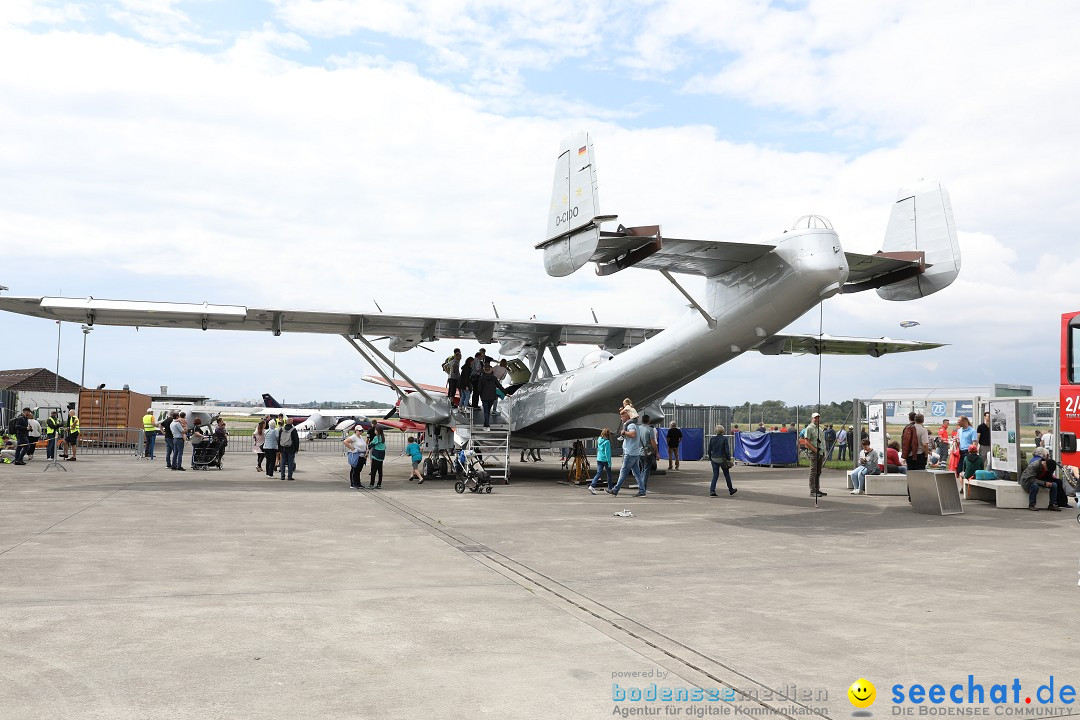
[66,411,80,461]
[45,410,62,460]
[142,408,158,461]
[276,414,286,429]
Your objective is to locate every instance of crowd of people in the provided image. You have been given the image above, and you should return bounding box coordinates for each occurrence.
[4,400,1075,513]
[2,407,80,464]
[443,348,509,428]
[582,399,731,500]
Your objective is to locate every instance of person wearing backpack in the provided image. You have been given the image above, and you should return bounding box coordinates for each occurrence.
[278,422,299,481]
[634,414,659,497]
[470,352,485,409]
[444,348,462,405]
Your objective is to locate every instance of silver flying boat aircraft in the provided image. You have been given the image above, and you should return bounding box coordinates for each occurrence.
[0,132,960,449]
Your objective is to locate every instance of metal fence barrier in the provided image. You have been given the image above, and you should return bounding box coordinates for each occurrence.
[64,428,409,457]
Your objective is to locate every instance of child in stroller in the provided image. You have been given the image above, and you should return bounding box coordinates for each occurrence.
[190,430,225,470]
[454,444,492,494]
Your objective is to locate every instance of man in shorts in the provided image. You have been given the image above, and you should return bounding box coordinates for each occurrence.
[65,408,80,461]
[406,436,424,484]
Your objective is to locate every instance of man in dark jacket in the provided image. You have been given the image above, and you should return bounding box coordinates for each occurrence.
[707,424,736,497]
[666,421,683,470]
[1019,450,1060,511]
[477,364,504,429]
[278,422,300,481]
[13,408,32,465]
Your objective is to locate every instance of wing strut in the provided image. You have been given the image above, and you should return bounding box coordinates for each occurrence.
[660,269,716,329]
[549,346,567,374]
[343,334,436,404]
[342,335,409,403]
[528,347,546,382]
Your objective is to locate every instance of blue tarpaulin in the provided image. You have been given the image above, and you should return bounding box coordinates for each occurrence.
[734,431,798,466]
[657,428,704,461]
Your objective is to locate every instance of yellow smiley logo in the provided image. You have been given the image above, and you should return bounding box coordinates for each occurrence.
[848,678,876,709]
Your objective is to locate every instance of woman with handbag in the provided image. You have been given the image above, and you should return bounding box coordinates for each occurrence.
[708,425,737,497]
[343,425,367,489]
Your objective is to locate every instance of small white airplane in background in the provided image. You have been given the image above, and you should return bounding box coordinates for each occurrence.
[0,131,960,450]
[151,392,385,439]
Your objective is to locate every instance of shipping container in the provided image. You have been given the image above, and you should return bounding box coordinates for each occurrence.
[78,388,153,443]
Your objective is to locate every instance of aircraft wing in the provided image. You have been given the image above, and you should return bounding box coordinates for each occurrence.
[0,296,662,351]
[754,333,944,357]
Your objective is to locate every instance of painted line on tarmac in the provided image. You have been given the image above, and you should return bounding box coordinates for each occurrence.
[357,484,832,720]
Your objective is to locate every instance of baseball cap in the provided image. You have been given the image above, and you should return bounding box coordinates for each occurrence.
[811,412,820,418]
[968,444,978,452]
[1032,447,1049,458]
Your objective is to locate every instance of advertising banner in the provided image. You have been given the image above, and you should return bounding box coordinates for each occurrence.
[988,399,1020,475]
[865,402,887,471]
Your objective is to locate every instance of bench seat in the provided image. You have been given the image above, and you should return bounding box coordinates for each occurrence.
[965,478,1048,509]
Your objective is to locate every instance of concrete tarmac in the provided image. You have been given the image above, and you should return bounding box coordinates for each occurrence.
[1,453,1076,719]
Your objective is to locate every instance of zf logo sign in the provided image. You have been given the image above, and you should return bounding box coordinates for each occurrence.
[931,402,947,417]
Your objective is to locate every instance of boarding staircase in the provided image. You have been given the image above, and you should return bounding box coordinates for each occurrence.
[464,407,511,484]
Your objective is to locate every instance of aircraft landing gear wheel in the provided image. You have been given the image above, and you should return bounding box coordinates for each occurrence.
[437,457,449,477]
[422,458,434,480]
[485,486,492,493]
[454,481,466,494]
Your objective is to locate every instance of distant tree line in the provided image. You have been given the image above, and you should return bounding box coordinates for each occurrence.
[731,400,854,428]
[217,399,394,410]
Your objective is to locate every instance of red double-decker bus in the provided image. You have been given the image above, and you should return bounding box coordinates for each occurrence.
[1059,312,1080,475]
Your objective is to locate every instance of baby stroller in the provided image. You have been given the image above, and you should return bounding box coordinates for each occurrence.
[454,446,492,494]
[191,437,225,470]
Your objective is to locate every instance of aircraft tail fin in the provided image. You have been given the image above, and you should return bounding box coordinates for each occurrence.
[261,393,282,408]
[875,181,960,301]
[539,131,604,277]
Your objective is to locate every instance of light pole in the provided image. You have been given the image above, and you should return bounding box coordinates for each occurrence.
[80,325,93,390]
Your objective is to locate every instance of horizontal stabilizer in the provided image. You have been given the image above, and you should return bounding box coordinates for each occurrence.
[755,333,944,357]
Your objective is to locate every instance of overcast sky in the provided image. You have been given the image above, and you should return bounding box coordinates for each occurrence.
[1,0,1077,407]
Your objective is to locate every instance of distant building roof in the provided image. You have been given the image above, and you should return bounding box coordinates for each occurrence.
[151,394,210,404]
[873,384,1033,401]
[0,368,81,393]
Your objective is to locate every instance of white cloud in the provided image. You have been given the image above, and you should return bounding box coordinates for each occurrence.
[0,3,1076,406]
[0,0,84,26]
